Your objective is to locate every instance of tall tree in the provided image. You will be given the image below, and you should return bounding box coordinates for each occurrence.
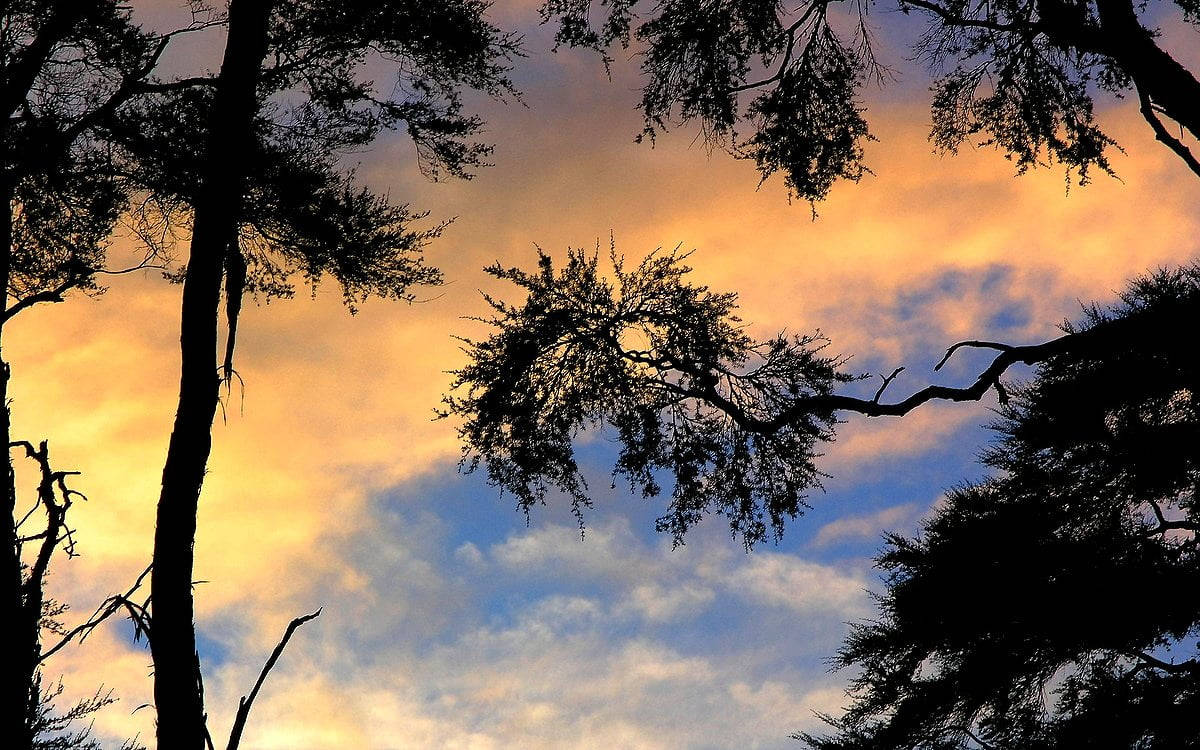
[0,4,216,746]
[107,1,518,746]
[798,266,1200,749]
[540,0,1200,201]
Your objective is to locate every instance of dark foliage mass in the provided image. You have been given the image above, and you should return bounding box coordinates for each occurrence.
[108,0,522,311]
[539,0,1200,201]
[2,2,161,309]
[799,267,1200,749]
[445,247,858,547]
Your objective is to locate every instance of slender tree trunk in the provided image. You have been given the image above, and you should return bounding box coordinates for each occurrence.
[0,8,92,745]
[1,175,36,750]
[149,1,272,747]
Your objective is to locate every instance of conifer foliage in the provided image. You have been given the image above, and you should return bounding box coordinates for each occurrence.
[800,267,1200,749]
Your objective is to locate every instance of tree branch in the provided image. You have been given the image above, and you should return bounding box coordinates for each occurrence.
[934,340,1015,371]
[1136,86,1200,179]
[3,278,75,322]
[729,3,828,94]
[1126,649,1200,675]
[900,0,1039,34]
[38,564,154,664]
[226,608,322,750]
[873,367,905,403]
[731,307,1152,434]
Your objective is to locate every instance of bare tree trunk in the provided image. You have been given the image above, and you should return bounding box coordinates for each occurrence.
[0,174,37,750]
[149,1,272,747]
[0,9,90,744]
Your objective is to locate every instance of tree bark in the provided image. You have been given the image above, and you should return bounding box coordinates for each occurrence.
[1035,0,1200,140]
[149,1,272,747]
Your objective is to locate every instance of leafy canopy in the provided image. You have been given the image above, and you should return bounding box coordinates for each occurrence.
[539,0,1200,201]
[444,247,858,547]
[2,2,169,309]
[108,0,521,310]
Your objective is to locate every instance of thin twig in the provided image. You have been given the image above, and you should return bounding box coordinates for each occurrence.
[873,367,905,403]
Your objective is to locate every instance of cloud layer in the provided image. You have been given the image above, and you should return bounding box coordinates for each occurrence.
[15,7,1200,747]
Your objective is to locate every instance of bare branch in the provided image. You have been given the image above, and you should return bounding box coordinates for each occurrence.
[934,340,1016,371]
[226,608,322,750]
[3,277,75,322]
[38,565,153,664]
[900,0,1040,35]
[1125,650,1200,675]
[873,367,905,403]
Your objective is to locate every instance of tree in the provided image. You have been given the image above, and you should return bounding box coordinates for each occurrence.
[0,4,220,746]
[796,266,1200,749]
[100,1,519,747]
[444,244,1182,546]
[443,0,1200,539]
[13,440,149,750]
[539,0,1200,201]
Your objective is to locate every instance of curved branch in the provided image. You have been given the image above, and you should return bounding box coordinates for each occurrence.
[38,564,154,664]
[727,308,1151,435]
[1126,649,1200,675]
[3,277,75,322]
[1136,85,1200,179]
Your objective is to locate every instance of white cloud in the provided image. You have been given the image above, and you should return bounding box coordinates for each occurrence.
[812,502,922,547]
[720,553,872,618]
[616,582,716,623]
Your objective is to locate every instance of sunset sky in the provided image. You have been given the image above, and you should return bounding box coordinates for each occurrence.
[13,3,1200,748]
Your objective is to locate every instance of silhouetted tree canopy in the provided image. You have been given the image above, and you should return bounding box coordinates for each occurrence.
[1,1,172,312]
[0,5,222,748]
[540,0,1200,201]
[445,248,857,545]
[446,247,1199,548]
[798,266,1200,749]
[109,0,521,311]
[122,2,522,747]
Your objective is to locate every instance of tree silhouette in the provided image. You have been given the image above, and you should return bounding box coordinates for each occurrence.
[445,246,1189,546]
[540,0,1200,201]
[101,1,519,747]
[447,1,1200,541]
[0,4,220,746]
[444,247,857,546]
[797,266,1200,749]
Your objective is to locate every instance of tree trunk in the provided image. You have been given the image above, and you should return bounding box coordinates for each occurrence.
[149,1,273,747]
[0,9,90,745]
[1037,0,1200,140]
[1,174,36,750]
[1093,0,1200,140]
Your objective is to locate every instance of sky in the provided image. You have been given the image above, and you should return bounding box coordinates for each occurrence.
[12,3,1200,749]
